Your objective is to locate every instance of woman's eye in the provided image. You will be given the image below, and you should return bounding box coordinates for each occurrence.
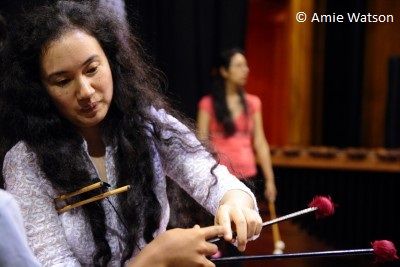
[55,79,70,87]
[87,66,98,75]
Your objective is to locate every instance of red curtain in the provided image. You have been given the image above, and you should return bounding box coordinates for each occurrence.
[245,0,290,146]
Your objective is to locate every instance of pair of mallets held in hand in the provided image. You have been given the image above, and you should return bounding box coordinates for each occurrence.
[209,196,399,264]
[55,184,398,263]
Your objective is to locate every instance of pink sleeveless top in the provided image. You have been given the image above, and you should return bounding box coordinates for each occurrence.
[198,94,261,179]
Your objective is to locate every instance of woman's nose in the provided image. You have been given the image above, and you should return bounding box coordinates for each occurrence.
[76,78,95,100]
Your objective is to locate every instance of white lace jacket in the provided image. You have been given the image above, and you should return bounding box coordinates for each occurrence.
[3,108,257,267]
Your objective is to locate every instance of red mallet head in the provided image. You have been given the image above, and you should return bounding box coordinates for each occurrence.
[372,240,399,262]
[308,196,335,218]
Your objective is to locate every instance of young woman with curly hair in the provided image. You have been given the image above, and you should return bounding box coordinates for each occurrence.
[0,2,261,266]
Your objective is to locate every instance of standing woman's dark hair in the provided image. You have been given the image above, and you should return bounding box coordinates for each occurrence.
[211,48,248,136]
[0,1,209,265]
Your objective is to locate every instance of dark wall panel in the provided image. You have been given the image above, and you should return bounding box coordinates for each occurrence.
[385,57,400,148]
[322,0,366,147]
[126,0,248,119]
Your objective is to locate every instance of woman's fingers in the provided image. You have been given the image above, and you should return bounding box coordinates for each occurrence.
[216,205,259,251]
[216,206,263,250]
[202,257,216,267]
[228,207,248,251]
[215,204,233,240]
[215,191,263,251]
[201,242,219,256]
[242,208,260,238]
[254,212,263,237]
[201,225,226,240]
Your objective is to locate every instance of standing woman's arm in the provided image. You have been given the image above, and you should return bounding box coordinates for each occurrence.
[252,109,277,202]
[196,109,210,141]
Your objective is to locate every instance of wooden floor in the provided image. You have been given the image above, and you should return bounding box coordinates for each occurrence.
[217,200,398,267]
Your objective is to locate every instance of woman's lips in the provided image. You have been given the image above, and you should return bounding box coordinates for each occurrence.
[80,102,98,113]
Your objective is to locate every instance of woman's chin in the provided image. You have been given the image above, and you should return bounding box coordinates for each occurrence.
[75,115,105,129]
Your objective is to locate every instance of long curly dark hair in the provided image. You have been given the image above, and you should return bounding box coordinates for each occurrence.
[0,1,215,266]
[211,48,248,136]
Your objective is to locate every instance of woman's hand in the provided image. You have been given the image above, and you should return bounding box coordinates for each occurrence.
[264,180,277,203]
[215,190,262,251]
[130,225,226,267]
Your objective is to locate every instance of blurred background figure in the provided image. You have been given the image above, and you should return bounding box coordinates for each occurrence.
[197,48,277,203]
[197,48,278,265]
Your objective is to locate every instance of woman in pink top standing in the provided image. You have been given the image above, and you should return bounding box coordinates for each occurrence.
[197,48,277,203]
[197,48,278,265]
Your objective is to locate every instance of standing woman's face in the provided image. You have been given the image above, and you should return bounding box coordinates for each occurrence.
[40,29,113,130]
[221,53,250,87]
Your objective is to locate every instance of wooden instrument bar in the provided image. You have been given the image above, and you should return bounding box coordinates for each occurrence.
[270,147,400,250]
[270,147,400,173]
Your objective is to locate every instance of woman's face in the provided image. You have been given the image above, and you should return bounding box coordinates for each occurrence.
[41,29,113,130]
[221,53,250,87]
